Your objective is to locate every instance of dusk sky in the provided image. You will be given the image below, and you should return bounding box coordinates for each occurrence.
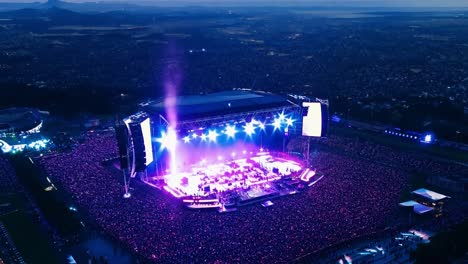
[1,0,468,7]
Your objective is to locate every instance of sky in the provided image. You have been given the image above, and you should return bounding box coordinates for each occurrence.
[1,0,468,7]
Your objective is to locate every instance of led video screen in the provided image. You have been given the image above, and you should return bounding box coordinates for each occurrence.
[140,118,154,165]
[302,102,325,137]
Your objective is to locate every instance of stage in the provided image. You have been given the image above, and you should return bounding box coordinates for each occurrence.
[117,91,328,209]
[145,149,317,209]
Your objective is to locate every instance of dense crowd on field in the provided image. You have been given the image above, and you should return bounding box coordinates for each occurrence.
[311,135,468,178]
[0,156,19,193]
[36,131,467,263]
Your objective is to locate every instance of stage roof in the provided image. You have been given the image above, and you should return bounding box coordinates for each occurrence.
[399,200,434,215]
[399,200,420,207]
[144,90,297,122]
[413,204,434,215]
[412,188,449,202]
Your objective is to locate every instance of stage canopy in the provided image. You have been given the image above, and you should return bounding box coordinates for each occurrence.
[413,204,434,215]
[399,200,420,207]
[399,200,434,215]
[412,188,449,202]
[144,90,298,122]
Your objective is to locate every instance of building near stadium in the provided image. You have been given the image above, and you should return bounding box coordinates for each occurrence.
[0,107,50,154]
[117,90,328,209]
[0,107,44,137]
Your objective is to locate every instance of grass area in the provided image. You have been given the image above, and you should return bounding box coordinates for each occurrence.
[0,193,60,264]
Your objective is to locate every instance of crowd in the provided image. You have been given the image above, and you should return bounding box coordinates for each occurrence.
[0,155,19,193]
[311,135,468,178]
[37,131,466,263]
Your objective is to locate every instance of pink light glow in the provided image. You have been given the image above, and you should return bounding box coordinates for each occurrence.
[344,254,352,264]
[163,185,184,198]
[161,43,183,175]
[160,148,305,197]
[409,229,431,241]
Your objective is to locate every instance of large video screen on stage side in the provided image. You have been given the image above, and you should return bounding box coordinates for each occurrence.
[140,118,154,165]
[302,102,325,137]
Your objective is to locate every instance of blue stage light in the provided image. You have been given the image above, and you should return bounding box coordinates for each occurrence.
[208,130,219,142]
[273,118,281,130]
[225,125,237,138]
[244,122,256,136]
[286,118,294,127]
[200,134,208,141]
[156,129,177,151]
[182,136,191,143]
[278,112,286,121]
[422,134,433,143]
[258,122,266,130]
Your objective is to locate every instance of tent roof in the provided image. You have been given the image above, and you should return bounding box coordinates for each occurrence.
[412,188,449,202]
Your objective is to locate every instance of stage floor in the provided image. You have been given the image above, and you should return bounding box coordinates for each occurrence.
[144,150,320,209]
[154,150,303,197]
